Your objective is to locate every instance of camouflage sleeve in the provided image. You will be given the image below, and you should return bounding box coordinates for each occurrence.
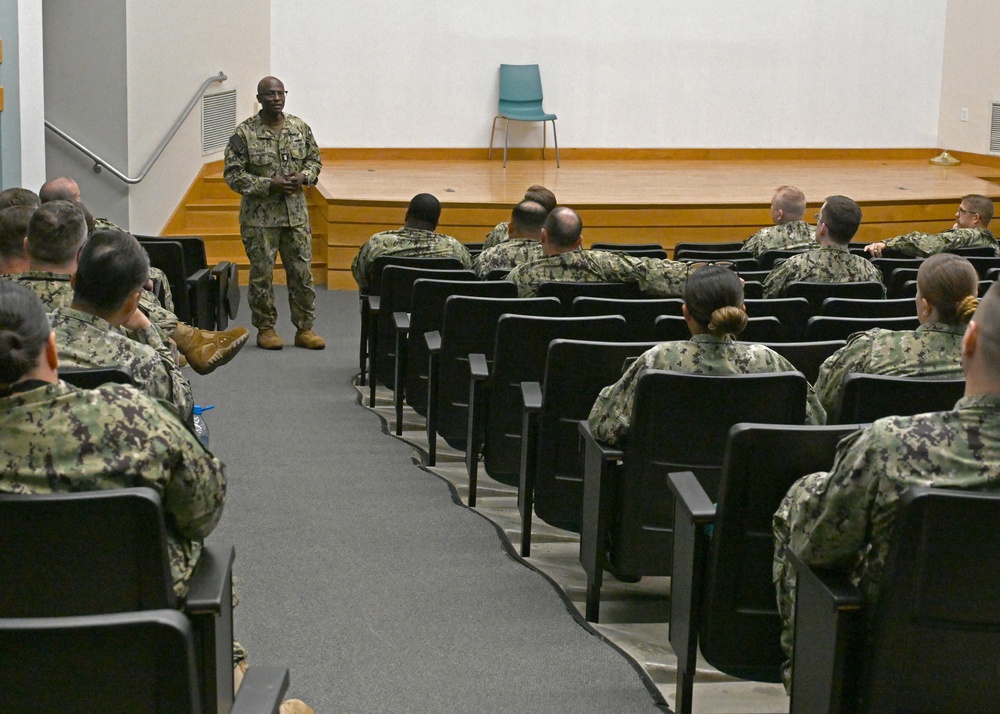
[786,426,879,571]
[814,331,876,417]
[223,127,271,198]
[483,222,509,250]
[587,350,654,446]
[129,325,194,420]
[762,262,792,298]
[300,123,322,185]
[883,232,938,258]
[743,230,766,259]
[632,258,688,297]
[352,240,376,289]
[450,239,474,269]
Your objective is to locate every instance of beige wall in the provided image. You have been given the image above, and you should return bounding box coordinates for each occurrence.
[125,0,269,234]
[937,0,1000,154]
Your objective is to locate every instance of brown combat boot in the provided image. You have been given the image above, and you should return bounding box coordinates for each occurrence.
[172,323,249,375]
[294,328,326,350]
[279,700,315,714]
[257,328,284,350]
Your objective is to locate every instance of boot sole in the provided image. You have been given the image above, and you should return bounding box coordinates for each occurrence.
[192,332,250,374]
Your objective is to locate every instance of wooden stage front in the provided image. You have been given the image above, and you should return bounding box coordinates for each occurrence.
[179,150,1000,290]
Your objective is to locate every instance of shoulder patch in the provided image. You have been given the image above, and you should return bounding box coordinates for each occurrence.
[228,133,247,155]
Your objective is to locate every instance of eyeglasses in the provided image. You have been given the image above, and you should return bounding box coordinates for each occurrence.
[259,90,288,98]
[813,212,824,223]
[685,260,738,276]
[957,207,978,216]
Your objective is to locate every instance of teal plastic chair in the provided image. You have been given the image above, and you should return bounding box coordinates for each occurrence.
[488,64,559,168]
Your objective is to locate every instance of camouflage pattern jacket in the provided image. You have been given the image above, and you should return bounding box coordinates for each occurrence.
[814,321,965,417]
[351,227,472,289]
[743,221,819,259]
[223,113,322,228]
[473,239,543,278]
[883,227,998,257]
[0,380,226,597]
[483,221,510,250]
[17,271,73,309]
[506,249,688,298]
[762,246,885,298]
[588,333,826,446]
[49,307,193,420]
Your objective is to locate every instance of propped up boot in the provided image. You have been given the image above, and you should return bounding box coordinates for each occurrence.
[173,322,249,375]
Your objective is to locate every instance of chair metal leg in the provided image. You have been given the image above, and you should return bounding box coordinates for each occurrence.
[503,118,510,168]
[487,116,501,160]
[543,122,547,160]
[552,120,559,168]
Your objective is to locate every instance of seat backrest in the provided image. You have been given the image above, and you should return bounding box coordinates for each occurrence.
[59,365,136,390]
[0,487,174,616]
[742,280,764,299]
[673,241,745,255]
[137,239,192,322]
[966,256,1000,278]
[136,234,208,273]
[740,269,772,283]
[591,242,666,252]
[674,249,754,262]
[653,315,784,343]
[786,281,885,312]
[482,315,628,486]
[613,370,808,575]
[499,63,544,105]
[534,339,659,531]
[836,373,965,424]
[803,315,920,342]
[945,245,997,257]
[821,297,914,318]
[757,340,846,384]
[0,609,201,713]
[860,488,1000,713]
[758,249,810,271]
[368,255,467,296]
[987,267,1000,282]
[405,279,517,413]
[435,296,561,441]
[870,257,924,285]
[595,247,669,259]
[744,298,813,341]
[700,423,861,682]
[537,280,645,311]
[886,267,919,299]
[375,265,477,385]
[571,297,684,341]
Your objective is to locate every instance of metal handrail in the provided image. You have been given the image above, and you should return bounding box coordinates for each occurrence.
[44,71,228,185]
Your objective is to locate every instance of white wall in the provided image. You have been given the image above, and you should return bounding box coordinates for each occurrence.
[125,0,270,234]
[937,0,1000,155]
[272,0,948,149]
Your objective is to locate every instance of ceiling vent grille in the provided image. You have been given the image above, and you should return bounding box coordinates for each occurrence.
[991,102,1000,154]
[202,89,237,155]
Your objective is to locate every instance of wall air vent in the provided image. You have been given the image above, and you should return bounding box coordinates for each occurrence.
[991,102,1000,154]
[202,89,237,155]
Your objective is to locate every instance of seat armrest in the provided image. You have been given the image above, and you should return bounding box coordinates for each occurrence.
[393,311,411,332]
[367,295,381,313]
[520,381,543,413]
[425,330,441,354]
[184,542,234,614]
[577,419,624,462]
[231,666,290,714]
[788,550,864,714]
[469,352,490,380]
[668,471,716,522]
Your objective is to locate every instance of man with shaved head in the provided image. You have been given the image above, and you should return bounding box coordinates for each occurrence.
[772,280,1000,691]
[743,185,818,259]
[225,76,325,350]
[38,176,81,204]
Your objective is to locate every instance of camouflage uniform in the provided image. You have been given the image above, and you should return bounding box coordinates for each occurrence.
[351,227,472,289]
[17,271,73,309]
[0,380,226,598]
[483,221,510,250]
[882,227,999,257]
[743,221,818,259]
[762,246,885,299]
[89,216,175,312]
[49,306,194,420]
[772,395,1000,689]
[506,249,688,298]
[814,322,965,417]
[224,112,322,330]
[473,238,543,278]
[588,333,826,446]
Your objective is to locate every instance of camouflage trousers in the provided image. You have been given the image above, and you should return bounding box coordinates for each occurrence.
[772,469,830,692]
[241,224,316,330]
[139,291,180,335]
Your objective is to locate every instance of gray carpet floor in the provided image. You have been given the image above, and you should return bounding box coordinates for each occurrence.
[189,286,665,713]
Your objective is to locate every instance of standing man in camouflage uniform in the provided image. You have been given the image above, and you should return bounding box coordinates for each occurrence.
[762,195,884,298]
[224,76,325,351]
[351,193,472,289]
[50,230,194,421]
[772,280,1000,691]
[506,207,688,298]
[473,200,546,277]
[865,194,998,257]
[742,185,818,259]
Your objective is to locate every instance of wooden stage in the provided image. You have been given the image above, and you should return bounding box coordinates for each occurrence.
[178,151,1000,289]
